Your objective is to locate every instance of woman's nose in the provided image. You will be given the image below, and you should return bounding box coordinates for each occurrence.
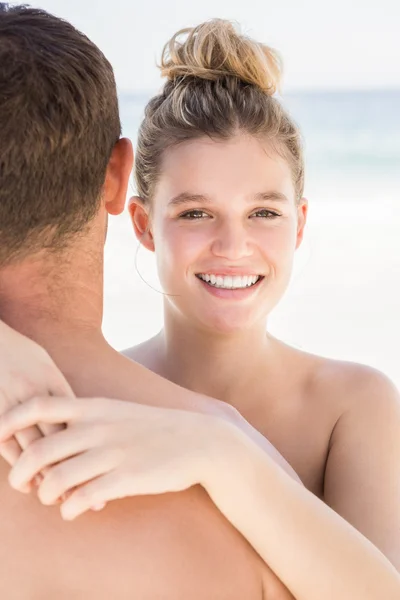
[210,219,253,260]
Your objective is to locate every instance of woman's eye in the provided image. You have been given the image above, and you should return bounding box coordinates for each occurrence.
[179,210,209,220]
[251,209,280,219]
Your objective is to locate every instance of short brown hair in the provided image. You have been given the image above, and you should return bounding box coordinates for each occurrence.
[0,4,121,266]
[135,19,304,205]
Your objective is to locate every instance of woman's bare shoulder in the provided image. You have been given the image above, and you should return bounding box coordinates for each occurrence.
[121,339,152,363]
[299,348,399,414]
[275,338,398,413]
[121,335,161,371]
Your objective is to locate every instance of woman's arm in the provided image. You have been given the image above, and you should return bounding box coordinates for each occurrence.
[205,368,400,600]
[323,367,400,570]
[207,415,400,600]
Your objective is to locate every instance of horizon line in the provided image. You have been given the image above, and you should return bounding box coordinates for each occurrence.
[118,85,400,98]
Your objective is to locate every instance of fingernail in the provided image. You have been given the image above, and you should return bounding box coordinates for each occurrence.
[92,502,106,511]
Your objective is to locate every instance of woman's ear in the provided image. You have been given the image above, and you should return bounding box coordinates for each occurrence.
[295,198,308,249]
[128,196,155,252]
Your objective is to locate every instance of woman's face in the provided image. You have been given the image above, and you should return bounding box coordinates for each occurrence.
[131,133,307,334]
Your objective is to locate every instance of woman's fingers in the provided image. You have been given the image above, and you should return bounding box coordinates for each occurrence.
[12,425,53,491]
[0,396,82,443]
[0,437,36,493]
[37,446,122,506]
[12,385,70,474]
[60,470,127,521]
[0,373,74,469]
[0,396,74,489]
[0,437,23,466]
[15,425,51,452]
[15,422,67,491]
[7,423,98,492]
[37,422,67,440]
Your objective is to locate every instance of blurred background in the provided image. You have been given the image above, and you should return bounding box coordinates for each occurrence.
[19,0,400,385]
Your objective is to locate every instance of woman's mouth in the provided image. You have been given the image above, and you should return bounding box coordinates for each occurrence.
[195,273,264,290]
[195,272,265,300]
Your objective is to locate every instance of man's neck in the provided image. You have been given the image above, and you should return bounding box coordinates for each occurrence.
[0,247,106,370]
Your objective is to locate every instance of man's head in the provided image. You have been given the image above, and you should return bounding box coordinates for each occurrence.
[0,3,131,267]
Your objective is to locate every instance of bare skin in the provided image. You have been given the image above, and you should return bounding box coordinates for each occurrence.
[2,136,399,598]
[122,330,400,597]
[0,295,298,598]
[0,347,282,600]
[0,137,293,599]
[124,333,353,500]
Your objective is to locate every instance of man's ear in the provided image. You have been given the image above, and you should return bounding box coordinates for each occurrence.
[295,197,308,249]
[128,196,155,252]
[104,138,134,216]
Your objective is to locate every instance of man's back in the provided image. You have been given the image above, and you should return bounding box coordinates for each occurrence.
[0,351,271,599]
[0,469,266,599]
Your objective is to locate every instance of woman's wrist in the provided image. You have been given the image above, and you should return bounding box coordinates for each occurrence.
[200,416,265,497]
[201,404,303,487]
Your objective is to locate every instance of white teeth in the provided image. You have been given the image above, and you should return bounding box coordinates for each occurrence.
[232,276,241,288]
[225,275,233,288]
[197,274,261,289]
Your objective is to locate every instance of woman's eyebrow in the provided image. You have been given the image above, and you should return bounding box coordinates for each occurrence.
[168,191,289,206]
[254,191,289,203]
[168,193,211,206]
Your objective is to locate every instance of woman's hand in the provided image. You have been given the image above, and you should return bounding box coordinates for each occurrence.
[0,321,74,483]
[0,395,228,520]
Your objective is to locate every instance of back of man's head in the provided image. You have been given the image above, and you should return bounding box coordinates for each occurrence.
[0,3,121,267]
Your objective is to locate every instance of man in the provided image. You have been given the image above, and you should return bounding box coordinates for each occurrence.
[0,4,271,598]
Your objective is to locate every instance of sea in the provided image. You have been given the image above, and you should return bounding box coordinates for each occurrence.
[103,89,400,388]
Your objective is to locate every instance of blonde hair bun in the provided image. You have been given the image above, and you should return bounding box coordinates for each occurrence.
[160,19,282,96]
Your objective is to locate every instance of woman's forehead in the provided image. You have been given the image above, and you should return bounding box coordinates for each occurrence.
[157,134,295,199]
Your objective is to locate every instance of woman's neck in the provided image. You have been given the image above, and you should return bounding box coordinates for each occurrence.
[157,305,277,409]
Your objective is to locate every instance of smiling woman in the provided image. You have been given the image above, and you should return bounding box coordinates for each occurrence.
[1,13,400,600]
[130,133,305,332]
[128,19,306,334]
[119,21,400,593]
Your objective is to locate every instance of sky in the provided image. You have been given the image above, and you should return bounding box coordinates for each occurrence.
[10,0,400,92]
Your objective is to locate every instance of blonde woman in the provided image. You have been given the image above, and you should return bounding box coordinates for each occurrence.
[0,16,399,600]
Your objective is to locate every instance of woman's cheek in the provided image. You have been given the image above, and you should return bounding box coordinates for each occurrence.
[156,224,206,280]
[170,224,210,259]
[257,221,297,257]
